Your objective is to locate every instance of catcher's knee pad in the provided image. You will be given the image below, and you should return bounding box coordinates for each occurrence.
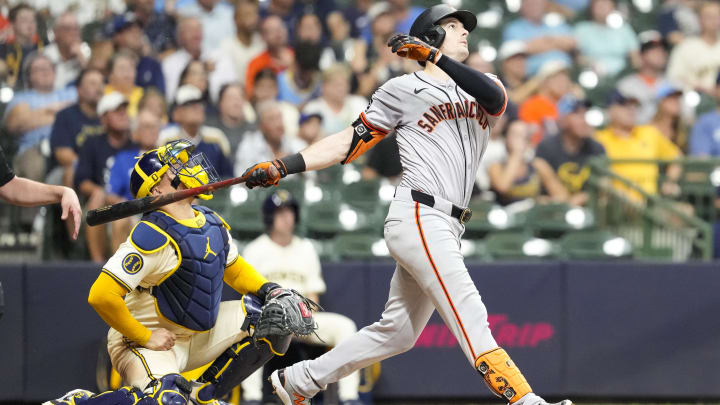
[196,336,282,401]
[52,387,142,405]
[475,347,532,403]
[140,374,192,405]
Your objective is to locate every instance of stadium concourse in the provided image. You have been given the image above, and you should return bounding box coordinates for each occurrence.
[0,0,719,404]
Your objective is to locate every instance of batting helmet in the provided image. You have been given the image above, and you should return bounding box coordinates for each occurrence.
[262,189,300,229]
[130,139,220,200]
[410,5,477,48]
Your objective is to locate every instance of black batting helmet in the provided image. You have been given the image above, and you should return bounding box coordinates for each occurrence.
[410,5,477,49]
[262,189,300,229]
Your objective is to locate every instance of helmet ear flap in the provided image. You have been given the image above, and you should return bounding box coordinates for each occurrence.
[422,26,446,48]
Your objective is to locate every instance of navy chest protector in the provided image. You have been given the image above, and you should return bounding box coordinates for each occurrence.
[141,206,230,331]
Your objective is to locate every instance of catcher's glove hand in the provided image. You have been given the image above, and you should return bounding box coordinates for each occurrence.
[254,288,322,339]
[242,160,288,189]
[387,34,441,64]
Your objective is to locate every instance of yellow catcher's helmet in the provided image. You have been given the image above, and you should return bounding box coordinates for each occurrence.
[130,140,220,200]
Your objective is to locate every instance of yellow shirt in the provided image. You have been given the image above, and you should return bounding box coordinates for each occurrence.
[105,85,144,118]
[595,125,680,195]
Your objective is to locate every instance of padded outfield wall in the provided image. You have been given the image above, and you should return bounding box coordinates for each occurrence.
[0,261,719,401]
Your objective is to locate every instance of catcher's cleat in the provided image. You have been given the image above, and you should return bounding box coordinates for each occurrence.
[269,369,310,405]
[42,389,94,405]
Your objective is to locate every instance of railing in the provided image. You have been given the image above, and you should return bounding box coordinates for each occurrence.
[586,157,719,261]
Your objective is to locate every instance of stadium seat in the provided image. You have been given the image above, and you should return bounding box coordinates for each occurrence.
[463,199,498,238]
[304,201,344,238]
[526,203,594,238]
[226,197,265,240]
[343,179,381,212]
[334,233,389,261]
[484,231,555,260]
[559,230,633,260]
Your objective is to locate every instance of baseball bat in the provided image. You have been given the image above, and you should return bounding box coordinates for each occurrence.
[86,174,250,227]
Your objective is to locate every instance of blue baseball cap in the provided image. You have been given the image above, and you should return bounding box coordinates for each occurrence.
[299,113,322,125]
[558,95,590,117]
[108,12,139,36]
[656,83,682,100]
[607,89,640,107]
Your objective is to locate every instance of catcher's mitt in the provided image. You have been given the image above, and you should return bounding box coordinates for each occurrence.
[254,288,322,339]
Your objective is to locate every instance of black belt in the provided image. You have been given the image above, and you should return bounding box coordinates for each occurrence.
[409,189,473,224]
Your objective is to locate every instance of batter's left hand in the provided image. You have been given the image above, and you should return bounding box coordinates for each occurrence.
[387,34,441,64]
[242,160,287,189]
[60,187,82,240]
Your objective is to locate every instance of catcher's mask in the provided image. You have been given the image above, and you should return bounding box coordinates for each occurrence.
[130,140,220,200]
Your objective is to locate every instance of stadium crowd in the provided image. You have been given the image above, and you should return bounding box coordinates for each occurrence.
[0,0,718,261]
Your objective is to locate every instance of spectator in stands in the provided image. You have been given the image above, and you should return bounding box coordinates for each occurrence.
[110,12,165,94]
[177,0,234,54]
[519,60,573,144]
[74,92,137,262]
[132,0,177,54]
[498,40,537,104]
[325,10,367,70]
[667,1,720,94]
[251,68,300,139]
[355,11,408,98]
[502,0,576,76]
[648,85,688,151]
[303,63,368,135]
[296,13,324,44]
[3,53,76,182]
[105,49,143,117]
[260,0,338,40]
[177,59,214,114]
[43,11,89,90]
[595,89,683,196]
[245,15,294,97]
[107,109,161,201]
[657,0,700,46]
[162,16,237,103]
[388,0,424,36]
[476,114,511,196]
[158,84,234,178]
[464,51,495,73]
[87,39,114,77]
[241,189,361,405]
[234,100,306,174]
[0,4,42,88]
[137,87,168,123]
[0,145,81,240]
[689,72,720,157]
[344,0,372,39]
[489,120,564,206]
[574,0,640,78]
[534,97,606,206]
[49,68,105,189]
[219,0,266,87]
[296,113,324,145]
[205,82,258,154]
[617,31,672,124]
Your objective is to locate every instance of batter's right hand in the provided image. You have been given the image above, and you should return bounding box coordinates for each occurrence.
[145,328,176,351]
[242,160,287,189]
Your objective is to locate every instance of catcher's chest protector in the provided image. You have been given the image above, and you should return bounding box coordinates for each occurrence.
[144,206,230,331]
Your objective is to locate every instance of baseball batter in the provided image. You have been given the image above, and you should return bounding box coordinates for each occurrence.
[45,140,315,405]
[242,5,572,405]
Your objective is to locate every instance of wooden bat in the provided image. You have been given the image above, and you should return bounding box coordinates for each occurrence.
[86,174,250,227]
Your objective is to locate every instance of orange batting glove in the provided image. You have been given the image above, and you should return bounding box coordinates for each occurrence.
[242,160,288,189]
[387,34,442,64]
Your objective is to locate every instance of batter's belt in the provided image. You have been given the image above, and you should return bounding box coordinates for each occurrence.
[394,186,473,224]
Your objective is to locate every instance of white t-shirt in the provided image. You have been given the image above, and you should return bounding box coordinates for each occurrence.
[242,234,325,296]
[303,95,369,135]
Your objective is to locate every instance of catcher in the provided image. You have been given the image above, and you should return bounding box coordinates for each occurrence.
[45,140,319,405]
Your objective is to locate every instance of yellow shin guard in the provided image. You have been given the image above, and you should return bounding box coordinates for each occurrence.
[475,348,532,403]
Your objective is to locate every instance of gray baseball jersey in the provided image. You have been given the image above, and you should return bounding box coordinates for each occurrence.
[361,70,506,207]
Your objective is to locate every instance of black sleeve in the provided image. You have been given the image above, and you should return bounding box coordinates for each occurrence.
[0,145,15,187]
[435,54,506,115]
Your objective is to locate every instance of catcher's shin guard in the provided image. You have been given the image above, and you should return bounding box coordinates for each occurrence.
[475,348,532,403]
[195,335,291,402]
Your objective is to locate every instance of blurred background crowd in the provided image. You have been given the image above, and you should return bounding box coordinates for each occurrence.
[0,0,719,263]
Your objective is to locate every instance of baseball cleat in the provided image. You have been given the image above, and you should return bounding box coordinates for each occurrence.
[269,368,310,405]
[42,389,94,405]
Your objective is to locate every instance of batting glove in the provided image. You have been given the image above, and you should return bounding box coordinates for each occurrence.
[242,160,288,189]
[387,34,442,64]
